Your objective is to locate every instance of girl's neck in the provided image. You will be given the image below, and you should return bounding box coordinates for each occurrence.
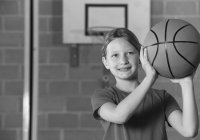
[115,79,139,93]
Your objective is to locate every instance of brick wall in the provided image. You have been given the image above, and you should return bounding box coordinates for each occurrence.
[0,0,199,140]
[0,0,24,140]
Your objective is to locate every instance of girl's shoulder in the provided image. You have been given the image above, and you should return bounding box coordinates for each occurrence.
[92,86,126,103]
[149,88,169,100]
[92,86,117,98]
[150,88,175,102]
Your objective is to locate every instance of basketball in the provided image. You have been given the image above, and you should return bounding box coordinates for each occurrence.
[143,19,200,79]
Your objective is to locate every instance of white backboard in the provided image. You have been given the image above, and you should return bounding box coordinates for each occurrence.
[63,0,151,44]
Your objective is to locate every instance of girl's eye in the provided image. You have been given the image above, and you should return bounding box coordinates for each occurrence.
[111,54,118,58]
[127,52,135,55]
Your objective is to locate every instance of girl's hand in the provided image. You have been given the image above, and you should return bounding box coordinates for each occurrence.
[140,46,157,81]
[170,74,193,86]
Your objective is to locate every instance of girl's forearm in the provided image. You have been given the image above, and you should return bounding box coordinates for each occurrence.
[180,81,199,135]
[114,76,155,123]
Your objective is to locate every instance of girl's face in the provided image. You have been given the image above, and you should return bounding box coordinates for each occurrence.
[102,38,140,81]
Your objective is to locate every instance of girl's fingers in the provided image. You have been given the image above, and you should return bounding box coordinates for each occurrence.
[141,47,148,62]
[144,48,150,61]
[143,48,147,59]
[140,46,145,62]
[140,46,143,58]
[140,46,150,65]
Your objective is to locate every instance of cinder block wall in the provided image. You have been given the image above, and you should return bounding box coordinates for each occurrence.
[0,0,200,140]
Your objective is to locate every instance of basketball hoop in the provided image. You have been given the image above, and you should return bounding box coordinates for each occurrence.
[87,26,116,36]
[87,26,116,44]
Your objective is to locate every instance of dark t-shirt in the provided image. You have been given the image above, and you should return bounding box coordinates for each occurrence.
[91,86,181,140]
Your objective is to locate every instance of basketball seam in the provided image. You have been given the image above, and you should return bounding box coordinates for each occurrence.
[145,41,199,47]
[173,24,196,68]
[149,29,160,67]
[165,19,175,78]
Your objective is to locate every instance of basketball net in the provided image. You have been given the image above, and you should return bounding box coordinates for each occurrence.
[87,26,116,44]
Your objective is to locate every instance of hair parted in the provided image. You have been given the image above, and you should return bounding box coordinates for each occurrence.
[102,28,141,58]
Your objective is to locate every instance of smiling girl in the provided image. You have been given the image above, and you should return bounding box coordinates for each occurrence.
[91,28,198,140]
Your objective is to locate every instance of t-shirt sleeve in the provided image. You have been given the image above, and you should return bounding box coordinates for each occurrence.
[163,90,182,126]
[91,88,114,120]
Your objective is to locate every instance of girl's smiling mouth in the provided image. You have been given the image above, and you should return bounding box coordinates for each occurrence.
[118,67,131,71]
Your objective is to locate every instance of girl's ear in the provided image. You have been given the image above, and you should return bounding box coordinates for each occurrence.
[102,57,110,69]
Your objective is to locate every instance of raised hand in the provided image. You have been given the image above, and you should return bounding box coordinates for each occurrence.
[170,74,194,86]
[140,46,157,81]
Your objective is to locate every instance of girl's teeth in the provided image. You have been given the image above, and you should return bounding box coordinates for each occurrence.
[120,68,128,71]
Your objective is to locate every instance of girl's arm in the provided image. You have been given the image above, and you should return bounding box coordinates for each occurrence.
[168,76,199,137]
[98,75,155,124]
[98,48,157,124]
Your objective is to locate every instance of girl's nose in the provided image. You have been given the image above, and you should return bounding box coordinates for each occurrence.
[119,55,129,65]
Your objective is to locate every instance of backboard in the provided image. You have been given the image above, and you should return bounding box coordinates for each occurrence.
[63,0,151,44]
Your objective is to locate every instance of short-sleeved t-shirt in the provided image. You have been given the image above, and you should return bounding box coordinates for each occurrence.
[91,86,181,140]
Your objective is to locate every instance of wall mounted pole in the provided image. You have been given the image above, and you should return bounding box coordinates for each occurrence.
[23,0,39,139]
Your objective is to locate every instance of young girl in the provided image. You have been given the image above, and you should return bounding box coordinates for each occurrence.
[91,28,199,140]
